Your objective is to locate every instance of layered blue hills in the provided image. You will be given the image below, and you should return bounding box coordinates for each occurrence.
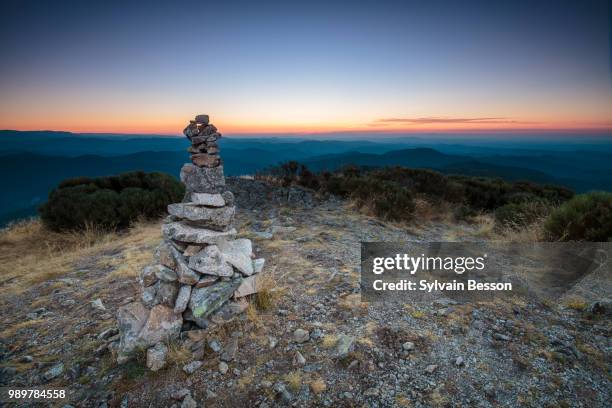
[1,130,611,226]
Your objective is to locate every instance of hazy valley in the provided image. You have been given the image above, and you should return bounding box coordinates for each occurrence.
[1,130,611,226]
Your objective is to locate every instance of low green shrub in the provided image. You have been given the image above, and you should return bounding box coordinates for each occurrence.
[263,161,574,225]
[544,192,612,241]
[350,177,415,221]
[39,171,184,231]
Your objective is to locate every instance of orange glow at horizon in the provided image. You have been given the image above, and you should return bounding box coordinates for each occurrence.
[2,117,611,135]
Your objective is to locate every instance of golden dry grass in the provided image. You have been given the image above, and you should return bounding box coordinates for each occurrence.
[321,334,338,349]
[446,212,547,243]
[284,370,303,392]
[309,378,327,394]
[413,198,455,224]
[564,297,588,311]
[106,245,155,280]
[497,221,545,242]
[0,219,161,297]
[1,318,46,340]
[166,341,192,368]
[337,293,368,313]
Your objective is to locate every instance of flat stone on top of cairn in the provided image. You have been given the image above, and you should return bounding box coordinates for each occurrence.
[115,114,266,366]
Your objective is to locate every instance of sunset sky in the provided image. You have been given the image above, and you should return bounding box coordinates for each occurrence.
[0,0,610,135]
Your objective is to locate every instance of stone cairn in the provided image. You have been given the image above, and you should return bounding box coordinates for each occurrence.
[116,114,265,367]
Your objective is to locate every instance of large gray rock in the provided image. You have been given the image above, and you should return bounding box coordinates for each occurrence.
[137,304,182,348]
[152,264,178,282]
[167,203,235,231]
[180,164,225,193]
[140,265,159,287]
[334,334,355,358]
[170,246,201,285]
[210,299,249,324]
[226,177,316,209]
[191,133,219,146]
[154,281,180,307]
[189,279,242,319]
[163,222,236,244]
[183,123,199,139]
[181,395,198,408]
[221,191,235,206]
[192,153,220,168]
[188,245,234,277]
[218,238,254,276]
[196,275,218,288]
[117,302,150,362]
[155,242,177,270]
[183,360,203,375]
[293,328,310,343]
[253,258,265,273]
[220,338,238,362]
[146,342,168,372]
[191,192,226,207]
[174,285,192,314]
[194,114,209,124]
[199,124,218,136]
[183,244,204,256]
[142,284,158,308]
[43,362,64,381]
[234,271,264,298]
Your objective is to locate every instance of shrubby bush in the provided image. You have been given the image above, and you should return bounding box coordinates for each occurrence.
[350,177,415,221]
[39,171,184,231]
[544,192,612,241]
[264,161,574,225]
[495,200,551,229]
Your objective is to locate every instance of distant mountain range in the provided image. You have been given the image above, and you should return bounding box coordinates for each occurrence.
[1,130,611,226]
[300,148,565,185]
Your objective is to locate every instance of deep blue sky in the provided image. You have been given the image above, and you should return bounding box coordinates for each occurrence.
[0,0,610,134]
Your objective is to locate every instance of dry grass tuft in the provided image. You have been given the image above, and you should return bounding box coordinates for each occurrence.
[564,297,588,312]
[166,341,192,368]
[496,219,546,242]
[245,302,260,323]
[443,213,546,243]
[411,310,426,319]
[107,246,155,280]
[1,319,46,340]
[413,198,454,223]
[254,288,275,311]
[338,293,368,314]
[321,334,338,349]
[284,370,303,392]
[309,378,327,394]
[253,264,282,311]
[472,214,496,238]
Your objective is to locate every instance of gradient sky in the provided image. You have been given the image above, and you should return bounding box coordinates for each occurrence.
[0,0,610,134]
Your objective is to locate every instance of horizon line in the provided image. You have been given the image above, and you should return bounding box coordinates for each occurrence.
[2,127,612,138]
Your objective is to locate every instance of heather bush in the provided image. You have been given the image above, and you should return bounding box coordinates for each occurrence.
[350,177,415,221]
[39,171,184,231]
[263,162,574,225]
[544,192,612,241]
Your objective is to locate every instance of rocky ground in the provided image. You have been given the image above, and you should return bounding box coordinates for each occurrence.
[0,179,610,407]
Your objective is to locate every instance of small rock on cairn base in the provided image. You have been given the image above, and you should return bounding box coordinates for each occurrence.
[116,114,266,365]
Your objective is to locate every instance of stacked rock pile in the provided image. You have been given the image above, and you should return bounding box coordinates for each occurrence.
[116,114,265,366]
